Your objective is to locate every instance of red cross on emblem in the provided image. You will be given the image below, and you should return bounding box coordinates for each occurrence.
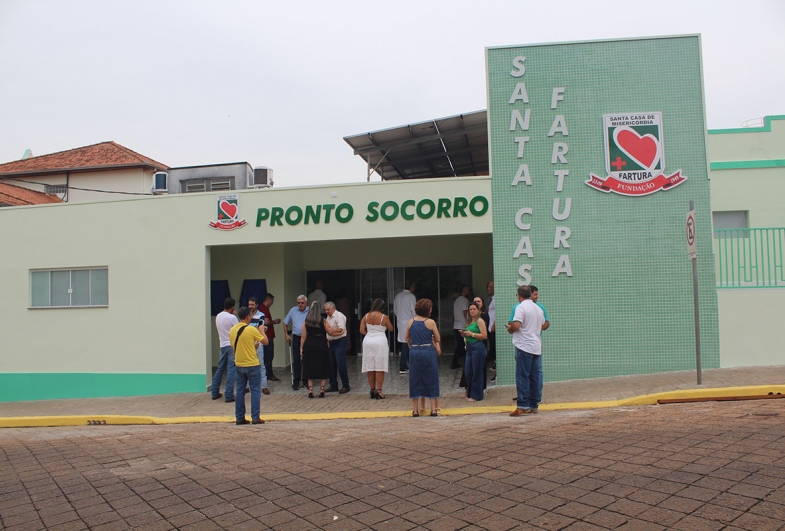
[611,156,627,171]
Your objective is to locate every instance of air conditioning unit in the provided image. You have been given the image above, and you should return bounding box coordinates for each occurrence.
[152,172,168,194]
[249,167,273,188]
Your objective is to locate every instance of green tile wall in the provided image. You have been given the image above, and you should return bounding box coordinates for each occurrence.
[487,36,720,384]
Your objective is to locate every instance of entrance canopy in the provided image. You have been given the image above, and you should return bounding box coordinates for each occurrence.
[344,110,488,181]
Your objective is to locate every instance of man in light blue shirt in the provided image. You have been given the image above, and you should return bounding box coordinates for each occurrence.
[507,285,550,333]
[283,295,309,390]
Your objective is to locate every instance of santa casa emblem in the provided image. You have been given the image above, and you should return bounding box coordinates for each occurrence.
[209,194,247,230]
[586,112,687,196]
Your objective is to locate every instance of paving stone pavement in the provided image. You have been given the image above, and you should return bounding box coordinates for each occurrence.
[1,399,784,530]
[2,363,785,420]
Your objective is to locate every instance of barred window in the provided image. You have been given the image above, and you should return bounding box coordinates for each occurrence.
[45,184,67,195]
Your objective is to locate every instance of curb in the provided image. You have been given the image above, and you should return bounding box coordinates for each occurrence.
[1,385,783,428]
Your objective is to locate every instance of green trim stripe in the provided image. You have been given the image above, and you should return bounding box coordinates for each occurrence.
[708,115,785,135]
[710,159,785,170]
[0,373,204,403]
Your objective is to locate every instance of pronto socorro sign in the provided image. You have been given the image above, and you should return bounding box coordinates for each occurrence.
[255,195,489,227]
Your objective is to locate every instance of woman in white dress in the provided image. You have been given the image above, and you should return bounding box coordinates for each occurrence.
[360,298,394,399]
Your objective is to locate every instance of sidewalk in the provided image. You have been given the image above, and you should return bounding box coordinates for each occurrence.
[1,365,784,427]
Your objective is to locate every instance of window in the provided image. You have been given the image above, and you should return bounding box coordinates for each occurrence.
[181,177,235,193]
[185,181,207,193]
[713,210,749,238]
[31,268,108,308]
[209,179,232,191]
[45,184,67,195]
[153,172,168,192]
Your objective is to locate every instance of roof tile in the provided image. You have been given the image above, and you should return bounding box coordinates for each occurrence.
[0,182,63,206]
[0,141,168,176]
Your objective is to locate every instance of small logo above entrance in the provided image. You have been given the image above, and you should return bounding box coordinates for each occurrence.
[209,194,247,230]
[586,112,687,196]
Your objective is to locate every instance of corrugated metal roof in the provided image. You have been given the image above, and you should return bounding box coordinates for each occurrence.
[344,110,488,180]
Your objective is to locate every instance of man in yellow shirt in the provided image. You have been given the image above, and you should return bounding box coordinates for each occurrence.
[230,306,269,425]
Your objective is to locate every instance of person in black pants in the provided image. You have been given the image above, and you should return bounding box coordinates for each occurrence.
[451,285,471,369]
[283,295,309,390]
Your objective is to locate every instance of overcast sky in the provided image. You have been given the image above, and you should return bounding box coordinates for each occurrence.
[1,0,783,187]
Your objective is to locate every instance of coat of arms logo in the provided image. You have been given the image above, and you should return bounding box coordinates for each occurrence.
[586,112,687,196]
[209,194,247,230]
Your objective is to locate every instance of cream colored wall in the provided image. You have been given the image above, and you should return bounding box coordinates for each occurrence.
[718,289,785,367]
[209,243,285,369]
[708,118,785,369]
[710,167,785,227]
[0,198,207,374]
[708,118,785,227]
[6,174,66,195]
[282,242,306,321]
[707,119,785,162]
[0,177,491,378]
[11,168,155,203]
[234,177,492,243]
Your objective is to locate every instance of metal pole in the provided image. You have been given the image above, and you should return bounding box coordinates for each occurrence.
[690,200,702,385]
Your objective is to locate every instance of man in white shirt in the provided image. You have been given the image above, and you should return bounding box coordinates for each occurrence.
[212,298,238,402]
[248,297,270,395]
[393,281,417,374]
[307,280,327,307]
[507,285,545,416]
[324,302,350,393]
[451,285,471,369]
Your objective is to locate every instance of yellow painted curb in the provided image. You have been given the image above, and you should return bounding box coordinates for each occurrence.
[0,385,782,428]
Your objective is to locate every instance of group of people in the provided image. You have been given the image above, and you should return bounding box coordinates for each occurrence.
[282,295,352,395]
[211,280,550,424]
[441,282,496,403]
[508,284,549,415]
[212,294,283,424]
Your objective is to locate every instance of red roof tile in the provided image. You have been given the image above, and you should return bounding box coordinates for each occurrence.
[0,182,63,207]
[0,141,168,176]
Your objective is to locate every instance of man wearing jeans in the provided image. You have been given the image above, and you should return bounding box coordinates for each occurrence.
[230,306,268,425]
[324,302,350,393]
[212,298,238,402]
[507,285,545,416]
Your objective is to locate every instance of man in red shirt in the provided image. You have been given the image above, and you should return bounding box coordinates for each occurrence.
[259,293,281,382]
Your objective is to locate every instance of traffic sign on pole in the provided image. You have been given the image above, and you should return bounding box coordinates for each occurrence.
[688,201,702,385]
[686,210,697,259]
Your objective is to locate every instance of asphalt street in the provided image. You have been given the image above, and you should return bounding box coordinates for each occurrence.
[1,400,783,531]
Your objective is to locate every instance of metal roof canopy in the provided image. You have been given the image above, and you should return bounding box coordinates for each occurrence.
[344,110,488,181]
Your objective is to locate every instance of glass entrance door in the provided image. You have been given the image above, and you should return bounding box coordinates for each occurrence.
[357,268,395,354]
[306,265,473,356]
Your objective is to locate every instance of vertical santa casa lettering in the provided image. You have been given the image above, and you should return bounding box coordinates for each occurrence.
[509,56,573,286]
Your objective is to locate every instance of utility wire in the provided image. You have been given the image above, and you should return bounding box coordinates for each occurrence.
[4,178,152,196]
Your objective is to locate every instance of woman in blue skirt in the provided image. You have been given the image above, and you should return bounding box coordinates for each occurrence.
[405,298,442,417]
